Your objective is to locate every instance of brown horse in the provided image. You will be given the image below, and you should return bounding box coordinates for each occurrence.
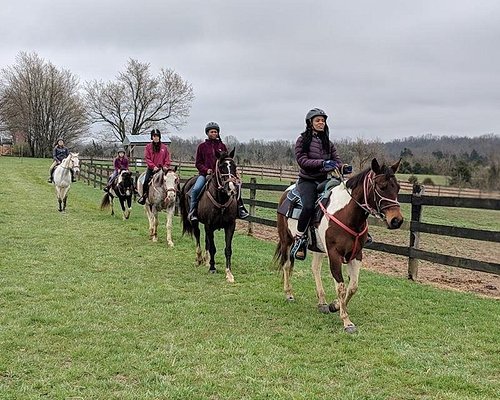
[275,158,404,333]
[179,149,239,282]
[137,167,179,246]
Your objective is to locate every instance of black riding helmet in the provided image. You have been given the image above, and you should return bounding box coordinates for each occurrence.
[305,108,328,124]
[205,122,220,134]
[150,129,161,140]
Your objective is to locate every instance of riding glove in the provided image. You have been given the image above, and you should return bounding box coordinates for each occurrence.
[323,160,337,171]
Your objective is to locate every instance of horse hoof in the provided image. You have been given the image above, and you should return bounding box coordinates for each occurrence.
[167,242,174,247]
[318,304,330,314]
[209,269,217,274]
[329,301,340,313]
[286,295,295,302]
[344,324,357,334]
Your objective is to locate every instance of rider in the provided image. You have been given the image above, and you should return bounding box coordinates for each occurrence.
[290,108,352,260]
[47,138,75,183]
[137,129,171,205]
[103,149,130,192]
[187,121,249,222]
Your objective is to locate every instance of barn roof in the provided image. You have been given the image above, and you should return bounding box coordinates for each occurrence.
[122,134,171,146]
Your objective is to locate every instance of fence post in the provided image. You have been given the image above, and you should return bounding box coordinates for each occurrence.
[248,177,256,236]
[408,184,425,280]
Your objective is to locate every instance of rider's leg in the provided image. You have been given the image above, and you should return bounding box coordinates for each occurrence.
[70,169,76,182]
[48,161,57,182]
[138,169,154,205]
[236,182,249,219]
[291,179,316,260]
[188,175,206,221]
[104,171,118,191]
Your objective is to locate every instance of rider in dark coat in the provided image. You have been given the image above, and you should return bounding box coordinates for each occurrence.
[187,122,249,221]
[48,138,75,183]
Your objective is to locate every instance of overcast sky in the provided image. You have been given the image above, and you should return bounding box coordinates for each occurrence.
[1,0,499,143]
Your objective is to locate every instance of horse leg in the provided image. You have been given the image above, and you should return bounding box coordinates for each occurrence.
[111,196,115,217]
[152,210,159,242]
[224,223,235,283]
[205,228,217,273]
[193,224,204,266]
[124,196,132,219]
[165,207,174,247]
[311,252,330,313]
[145,206,156,241]
[345,258,361,306]
[328,250,356,333]
[63,195,68,212]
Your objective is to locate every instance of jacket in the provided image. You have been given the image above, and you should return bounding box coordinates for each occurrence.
[195,139,228,176]
[53,146,69,162]
[295,134,341,181]
[144,142,171,170]
[114,156,129,172]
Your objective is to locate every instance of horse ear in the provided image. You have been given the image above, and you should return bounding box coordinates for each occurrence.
[229,148,235,158]
[371,158,381,174]
[391,158,401,174]
[173,165,178,172]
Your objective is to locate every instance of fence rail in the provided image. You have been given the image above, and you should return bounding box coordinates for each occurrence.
[79,159,500,278]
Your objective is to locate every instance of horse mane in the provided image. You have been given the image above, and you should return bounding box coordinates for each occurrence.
[345,168,371,190]
[345,162,395,190]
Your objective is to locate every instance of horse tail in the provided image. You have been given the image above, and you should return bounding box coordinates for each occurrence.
[274,192,294,273]
[179,179,194,237]
[100,193,111,210]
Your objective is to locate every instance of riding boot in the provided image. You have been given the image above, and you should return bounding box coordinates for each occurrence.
[365,232,373,246]
[290,233,307,261]
[48,168,54,183]
[188,199,199,222]
[138,182,149,205]
[71,170,76,182]
[237,199,249,219]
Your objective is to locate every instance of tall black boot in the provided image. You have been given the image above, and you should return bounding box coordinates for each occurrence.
[237,199,249,219]
[138,182,149,205]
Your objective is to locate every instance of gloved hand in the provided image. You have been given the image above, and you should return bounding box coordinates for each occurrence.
[323,160,337,171]
[341,164,353,175]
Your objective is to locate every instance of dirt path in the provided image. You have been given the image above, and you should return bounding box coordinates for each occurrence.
[237,221,500,300]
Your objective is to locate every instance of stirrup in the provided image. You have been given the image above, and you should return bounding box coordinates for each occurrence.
[238,206,249,219]
[137,196,146,205]
[290,236,307,260]
[188,209,198,221]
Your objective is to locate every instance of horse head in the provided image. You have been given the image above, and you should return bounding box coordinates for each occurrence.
[70,153,80,177]
[215,148,239,198]
[162,167,179,203]
[347,158,403,229]
[117,170,134,196]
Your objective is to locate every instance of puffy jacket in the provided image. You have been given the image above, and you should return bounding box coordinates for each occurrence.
[114,156,129,172]
[144,142,171,170]
[53,146,69,162]
[195,139,228,176]
[295,134,341,181]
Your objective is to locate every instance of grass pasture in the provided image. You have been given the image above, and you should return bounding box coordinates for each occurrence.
[0,157,499,399]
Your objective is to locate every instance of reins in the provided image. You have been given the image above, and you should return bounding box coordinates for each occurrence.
[205,158,239,210]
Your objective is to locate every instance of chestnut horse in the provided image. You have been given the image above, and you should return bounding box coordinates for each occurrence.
[137,167,179,246]
[179,149,239,283]
[275,158,403,333]
[100,170,135,220]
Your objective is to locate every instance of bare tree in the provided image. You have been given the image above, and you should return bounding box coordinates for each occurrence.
[0,52,87,157]
[84,59,194,142]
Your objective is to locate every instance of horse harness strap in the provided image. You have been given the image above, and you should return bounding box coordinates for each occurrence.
[319,202,368,262]
[206,190,235,210]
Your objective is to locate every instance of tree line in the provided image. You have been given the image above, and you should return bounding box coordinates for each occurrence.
[1,51,498,191]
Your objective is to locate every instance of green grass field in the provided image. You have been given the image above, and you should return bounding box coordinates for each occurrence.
[1,157,499,399]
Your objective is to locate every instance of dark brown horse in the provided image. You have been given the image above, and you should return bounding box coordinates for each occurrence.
[179,149,240,282]
[275,158,404,333]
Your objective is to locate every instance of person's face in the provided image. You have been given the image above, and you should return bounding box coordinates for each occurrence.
[118,152,125,157]
[207,129,219,140]
[312,116,326,132]
[57,140,64,146]
[152,135,160,143]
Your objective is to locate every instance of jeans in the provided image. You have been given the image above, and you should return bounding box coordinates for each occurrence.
[189,175,206,212]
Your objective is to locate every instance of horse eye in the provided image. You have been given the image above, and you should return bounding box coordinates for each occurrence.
[379,183,388,190]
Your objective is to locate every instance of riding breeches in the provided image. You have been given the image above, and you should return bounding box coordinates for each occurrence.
[296,178,318,233]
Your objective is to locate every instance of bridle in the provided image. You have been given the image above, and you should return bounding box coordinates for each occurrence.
[353,171,400,221]
[206,157,239,210]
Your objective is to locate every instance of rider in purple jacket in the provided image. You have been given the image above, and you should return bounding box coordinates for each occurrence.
[104,149,130,192]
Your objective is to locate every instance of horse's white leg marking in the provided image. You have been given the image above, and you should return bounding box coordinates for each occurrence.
[283,256,294,301]
[311,252,328,309]
[225,268,234,283]
[345,259,361,305]
[166,207,174,247]
[333,279,354,331]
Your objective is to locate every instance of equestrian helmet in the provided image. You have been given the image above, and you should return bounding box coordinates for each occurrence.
[205,122,220,134]
[150,129,161,139]
[117,148,126,155]
[305,108,328,123]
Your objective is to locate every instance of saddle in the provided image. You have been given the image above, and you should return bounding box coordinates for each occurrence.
[277,177,341,253]
[277,178,341,222]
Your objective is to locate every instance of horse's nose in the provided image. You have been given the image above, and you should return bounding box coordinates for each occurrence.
[390,217,403,229]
